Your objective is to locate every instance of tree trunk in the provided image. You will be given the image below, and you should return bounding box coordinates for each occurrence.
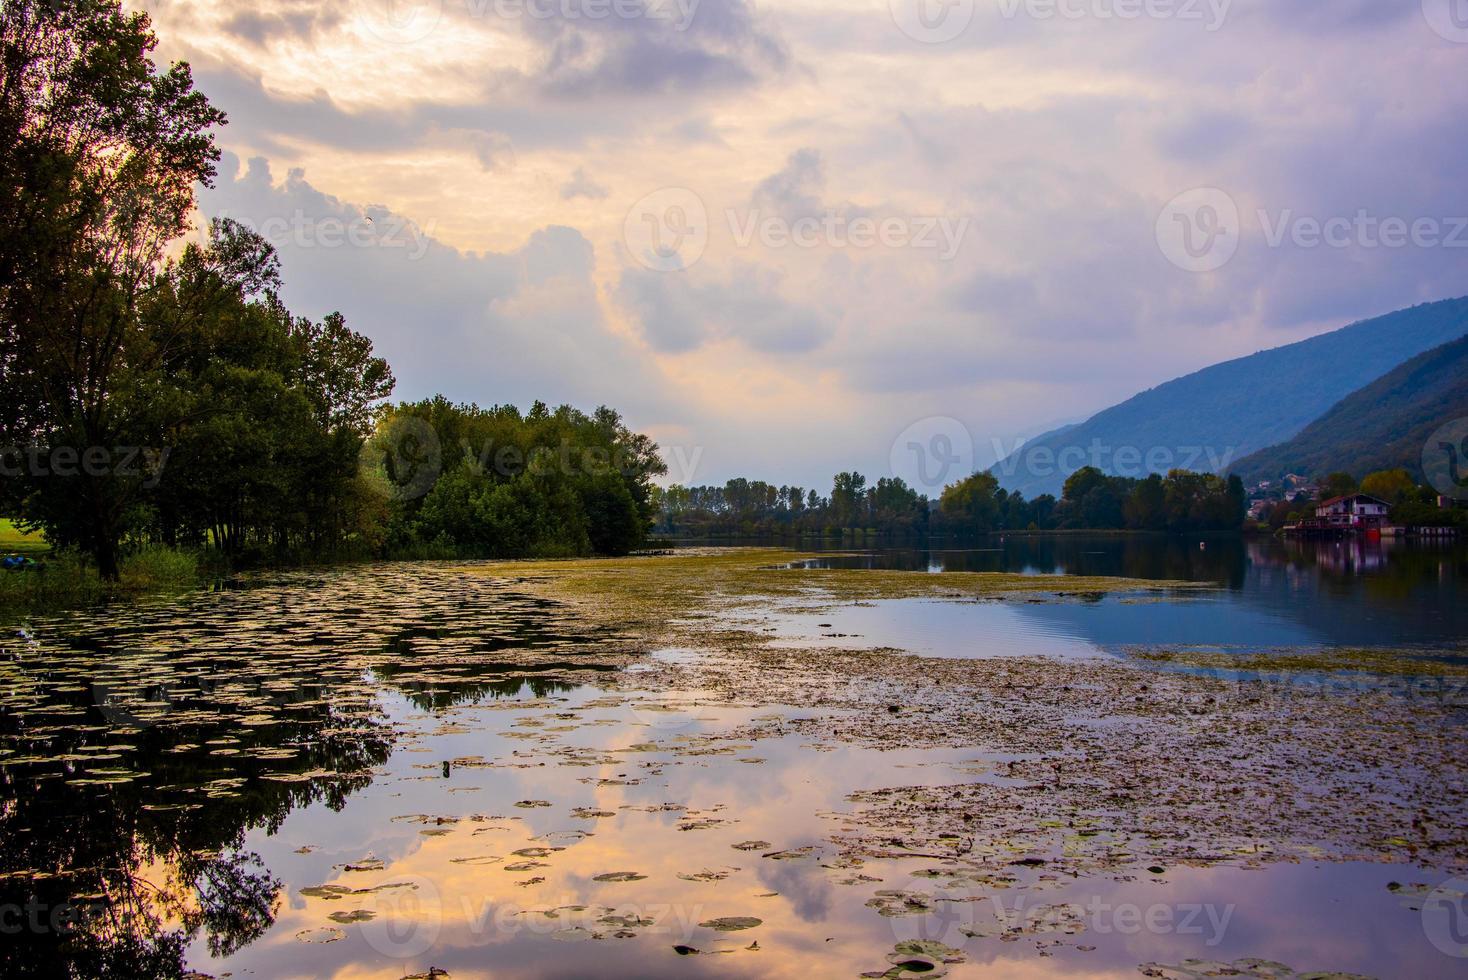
[94,532,120,582]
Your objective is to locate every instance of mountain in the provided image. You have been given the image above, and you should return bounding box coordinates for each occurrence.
[1231,333,1468,484]
[990,297,1468,497]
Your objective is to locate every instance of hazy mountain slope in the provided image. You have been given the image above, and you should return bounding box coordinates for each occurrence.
[1231,334,1468,484]
[991,297,1468,497]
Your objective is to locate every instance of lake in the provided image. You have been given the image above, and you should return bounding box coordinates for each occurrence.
[1,538,1464,979]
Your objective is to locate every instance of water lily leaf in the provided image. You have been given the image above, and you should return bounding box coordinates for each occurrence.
[699,916,762,932]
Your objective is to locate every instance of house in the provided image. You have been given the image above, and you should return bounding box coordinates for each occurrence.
[1314,493,1390,527]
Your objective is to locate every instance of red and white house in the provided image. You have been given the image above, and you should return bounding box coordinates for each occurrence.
[1313,493,1390,528]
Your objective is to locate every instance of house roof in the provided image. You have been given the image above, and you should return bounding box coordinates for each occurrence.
[1317,493,1391,509]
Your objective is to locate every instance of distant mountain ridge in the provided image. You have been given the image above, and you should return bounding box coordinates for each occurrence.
[991,297,1468,497]
[1231,333,1468,484]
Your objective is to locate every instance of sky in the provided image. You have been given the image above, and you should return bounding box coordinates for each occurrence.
[139,0,1468,493]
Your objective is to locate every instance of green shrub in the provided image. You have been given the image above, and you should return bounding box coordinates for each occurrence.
[119,546,200,591]
[0,546,202,614]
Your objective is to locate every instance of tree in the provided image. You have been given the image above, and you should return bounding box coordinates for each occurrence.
[1062,466,1109,503]
[1125,474,1166,530]
[1318,472,1358,501]
[0,0,225,577]
[830,472,868,527]
[940,472,1002,532]
[1360,468,1415,505]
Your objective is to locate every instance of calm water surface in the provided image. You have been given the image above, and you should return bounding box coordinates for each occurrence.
[773,535,1468,652]
[0,539,1463,978]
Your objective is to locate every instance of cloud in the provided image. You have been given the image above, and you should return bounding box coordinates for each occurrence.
[751,148,825,219]
[468,131,517,172]
[198,153,671,419]
[560,166,609,200]
[142,0,1468,490]
[525,0,790,99]
[616,262,833,355]
[220,2,341,47]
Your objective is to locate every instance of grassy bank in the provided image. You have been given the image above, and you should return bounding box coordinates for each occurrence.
[0,519,48,555]
[0,546,204,616]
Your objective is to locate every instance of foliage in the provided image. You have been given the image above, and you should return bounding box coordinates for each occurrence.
[1359,469,1417,505]
[0,545,200,610]
[0,0,227,577]
[378,399,667,558]
[1051,467,1245,532]
[655,473,928,537]
[658,465,1246,538]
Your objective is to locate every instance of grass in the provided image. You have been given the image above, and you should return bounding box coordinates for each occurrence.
[0,545,202,615]
[0,518,48,555]
[461,547,1206,643]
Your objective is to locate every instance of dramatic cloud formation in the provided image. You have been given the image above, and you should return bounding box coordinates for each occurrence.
[144,0,1468,487]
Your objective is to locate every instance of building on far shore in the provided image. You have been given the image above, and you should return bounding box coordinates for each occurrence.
[1284,493,1391,537]
[1315,493,1390,524]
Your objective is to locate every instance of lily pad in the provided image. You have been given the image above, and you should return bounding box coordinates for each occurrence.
[593,871,647,883]
[699,916,762,932]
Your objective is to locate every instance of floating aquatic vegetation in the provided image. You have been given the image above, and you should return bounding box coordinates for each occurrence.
[698,916,762,932]
[592,871,647,883]
[862,940,966,979]
[1138,959,1373,979]
[340,858,386,873]
[677,868,737,882]
[504,861,549,872]
[599,913,655,928]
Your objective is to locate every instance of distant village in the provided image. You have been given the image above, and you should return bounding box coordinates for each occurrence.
[1245,474,1462,538]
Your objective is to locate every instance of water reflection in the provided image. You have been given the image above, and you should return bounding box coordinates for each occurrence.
[0,555,1463,978]
[779,536,1468,649]
[0,563,618,977]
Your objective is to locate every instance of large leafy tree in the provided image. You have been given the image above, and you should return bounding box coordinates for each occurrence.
[1,0,225,576]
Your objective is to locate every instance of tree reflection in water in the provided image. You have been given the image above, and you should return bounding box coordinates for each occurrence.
[0,564,609,978]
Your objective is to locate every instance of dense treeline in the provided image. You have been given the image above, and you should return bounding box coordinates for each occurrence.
[0,0,666,577]
[657,465,1248,538]
[938,467,1246,533]
[653,474,929,537]
[375,399,666,558]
